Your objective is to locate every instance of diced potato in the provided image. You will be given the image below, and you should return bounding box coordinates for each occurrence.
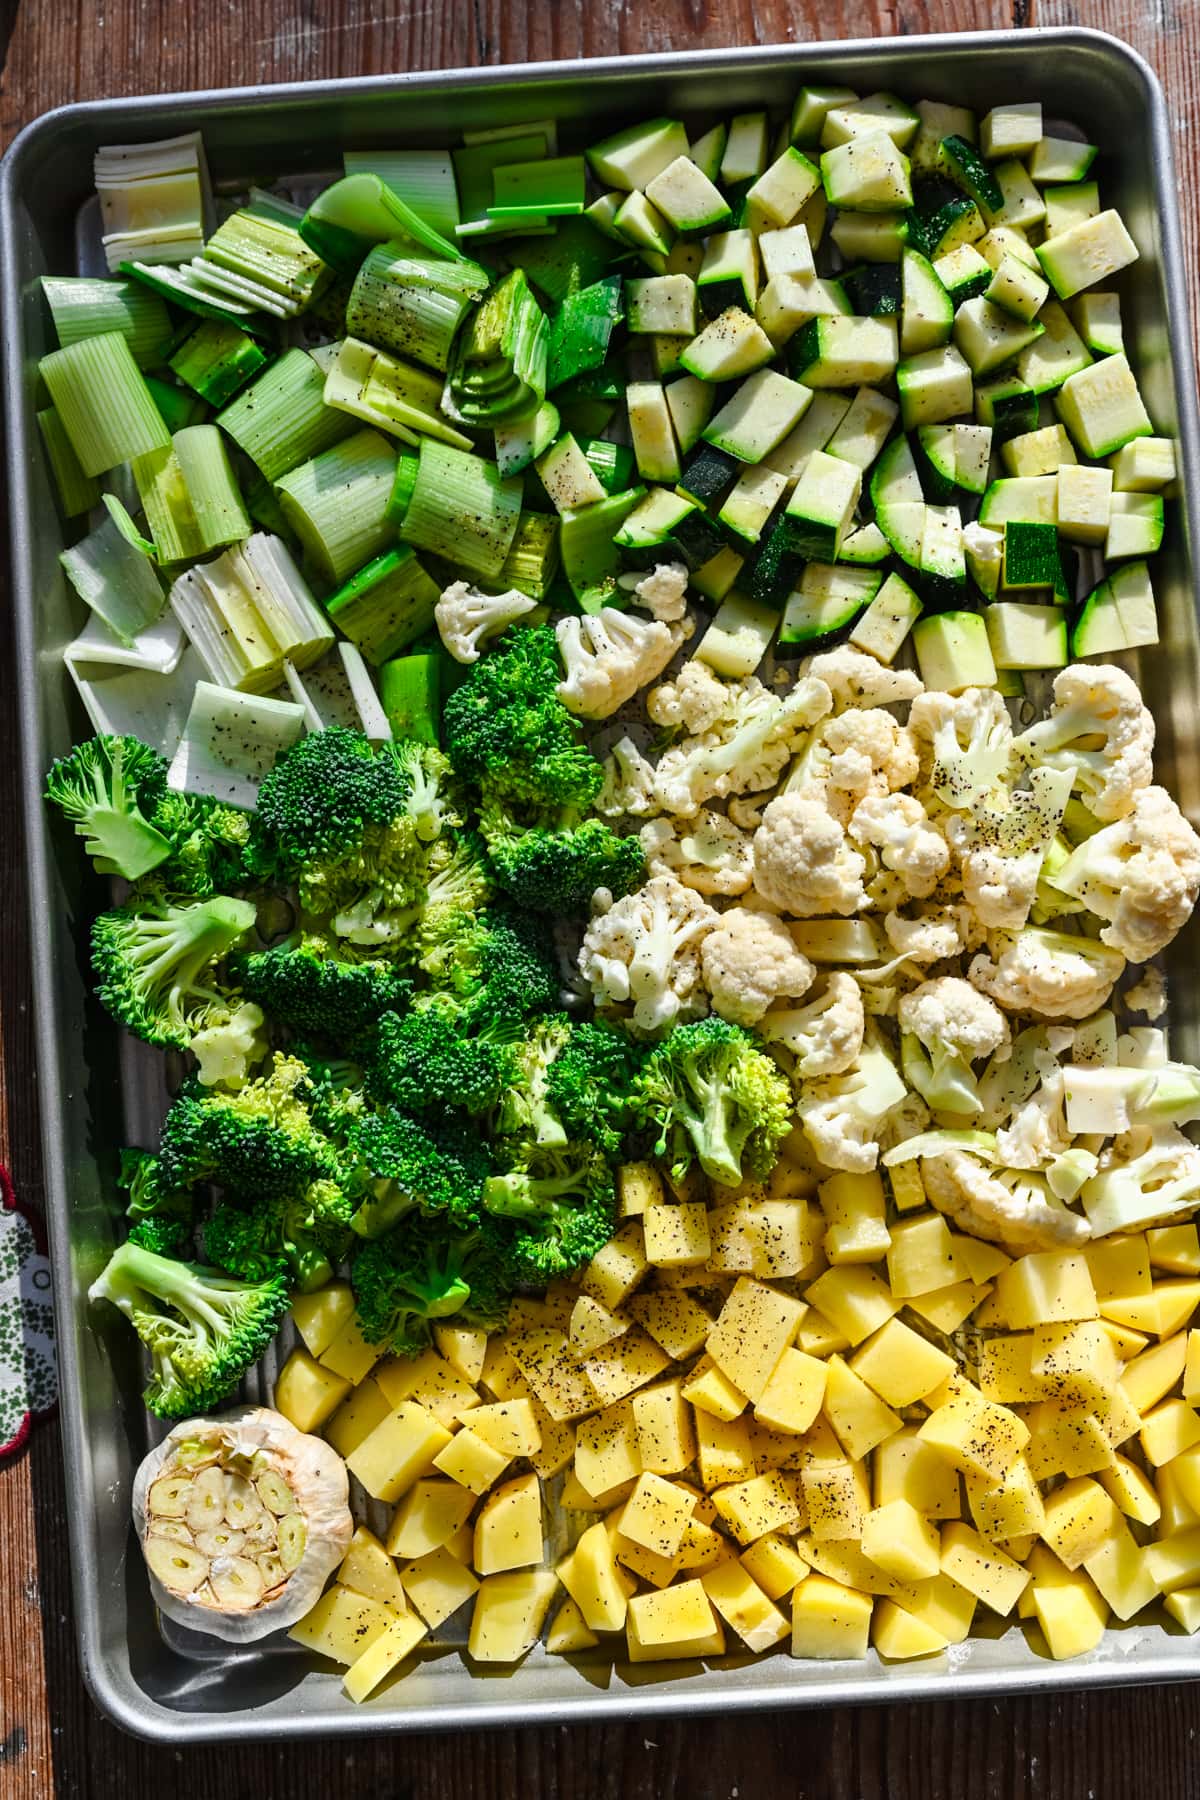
[528,1400,577,1480]
[1083,1523,1160,1620]
[804,1266,898,1344]
[995,1251,1098,1328]
[940,1522,1029,1616]
[790,1575,872,1660]
[1099,1452,1162,1526]
[1156,1463,1198,1537]
[872,1599,950,1660]
[747,1200,818,1281]
[740,1531,810,1601]
[643,1201,712,1268]
[468,1569,558,1664]
[1149,1225,1200,1276]
[445,1521,475,1564]
[342,1612,427,1701]
[560,1470,637,1513]
[505,1329,597,1421]
[1100,1319,1149,1360]
[676,1515,731,1574]
[966,1456,1046,1542]
[796,1308,851,1357]
[886,1213,962,1298]
[874,1428,963,1519]
[376,1351,480,1430]
[620,1472,698,1557]
[338,1526,407,1609]
[288,1584,397,1663]
[1146,1525,1200,1593]
[618,1161,665,1217]
[324,1378,392,1459]
[684,1358,750,1422]
[1086,1233,1152,1300]
[1151,1281,1200,1338]
[633,1379,696,1475]
[479,1339,527,1401]
[574,1399,642,1498]
[1032,1575,1108,1659]
[627,1580,726,1662]
[906,1280,990,1334]
[613,1531,684,1589]
[582,1326,671,1406]
[702,1559,790,1651]
[434,1322,489,1385]
[861,1499,941,1583]
[818,1170,891,1264]
[755,1346,828,1435]
[713,1470,803,1544]
[581,1222,649,1309]
[822,1355,902,1460]
[801,1536,911,1599]
[386,1478,476,1561]
[1140,1399,1200,1468]
[977,1333,1041,1405]
[569,1294,629,1355]
[1041,1477,1119,1569]
[1026,1401,1114,1481]
[290,1282,355,1359]
[696,1411,758,1489]
[952,1236,1012,1284]
[888,1162,927,1214]
[850,1318,955,1408]
[557,1520,635,1631]
[473,1473,544,1576]
[895,1572,977,1644]
[628,1291,713,1361]
[463,1398,541,1459]
[274,1348,351,1435]
[1164,1588,1200,1633]
[919,1391,1029,1485]
[707,1277,807,1401]
[319,1311,385,1385]
[400,1545,481,1628]
[801,1458,867,1543]
[1031,1320,1121,1410]
[1184,1332,1200,1406]
[546,1595,600,1653]
[432,1426,512,1496]
[1121,1331,1188,1413]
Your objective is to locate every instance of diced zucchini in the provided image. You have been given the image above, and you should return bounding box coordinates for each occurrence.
[985,601,1068,670]
[919,196,986,260]
[911,101,977,174]
[763,391,852,480]
[535,433,606,513]
[933,243,992,306]
[1001,518,1061,591]
[614,190,674,256]
[980,103,1043,160]
[940,134,1004,213]
[665,375,716,456]
[1016,300,1093,396]
[822,92,920,150]
[1056,463,1113,544]
[1105,491,1165,560]
[755,273,850,347]
[824,386,898,470]
[777,561,883,656]
[822,132,912,213]
[691,542,744,602]
[721,112,770,186]
[758,223,816,282]
[680,441,741,503]
[848,570,923,661]
[586,118,690,191]
[1056,353,1152,458]
[975,373,1038,442]
[790,315,898,387]
[840,263,902,315]
[1001,423,1077,477]
[790,86,860,149]
[703,368,813,464]
[746,148,822,230]
[689,124,728,185]
[838,521,892,564]
[985,253,1049,322]
[680,308,775,381]
[981,160,1046,231]
[977,226,1040,272]
[964,521,1003,598]
[979,475,1058,527]
[1029,135,1098,184]
[870,431,926,568]
[695,589,780,676]
[953,296,1044,377]
[1109,436,1176,491]
[953,423,993,495]
[1043,182,1099,240]
[626,274,697,336]
[697,230,759,317]
[831,214,909,264]
[646,156,733,238]
[1070,560,1158,658]
[897,343,973,429]
[626,380,681,482]
[912,609,997,692]
[646,334,687,378]
[719,465,789,543]
[783,448,862,559]
[1037,210,1139,300]
[900,247,954,354]
[920,502,966,587]
[494,399,560,476]
[915,423,957,502]
[1073,292,1123,358]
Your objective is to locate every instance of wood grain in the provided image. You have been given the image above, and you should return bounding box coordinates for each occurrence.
[2,0,1200,1794]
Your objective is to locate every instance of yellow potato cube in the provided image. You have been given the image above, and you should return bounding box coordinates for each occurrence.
[1100,1292,1167,1333]
[274,1348,351,1436]
[804,1266,897,1345]
[697,1412,761,1494]
[288,1585,396,1664]
[290,1282,355,1359]
[1146,1526,1200,1593]
[790,1575,872,1660]
[1032,1577,1108,1659]
[400,1544,480,1627]
[633,1380,696,1475]
[707,1277,807,1402]
[951,1236,1011,1284]
[1149,1225,1200,1276]
[528,1400,576,1481]
[850,1318,955,1408]
[546,1595,600,1654]
[705,1202,761,1276]
[574,1399,642,1498]
[755,1346,828,1435]
[643,1201,712,1268]
[432,1427,512,1496]
[1183,1330,1200,1405]
[582,1327,671,1406]
[468,1569,558,1663]
[1085,1233,1152,1300]
[996,1251,1098,1329]
[1121,1331,1188,1413]
[433,1322,488,1385]
[478,1338,527,1401]
[907,1281,990,1334]
[749,1199,821,1281]
[966,1457,1046,1542]
[1157,1464,1200,1537]
[627,1291,713,1361]
[1152,1280,1200,1338]
[740,1532,810,1601]
[557,1520,634,1631]
[702,1559,790,1651]
[819,1170,891,1264]
[886,1213,962,1298]
[677,1516,732,1574]
[1025,1401,1114,1481]
[1082,1523,1160,1620]
[560,1470,636,1513]
[376,1349,480,1429]
[620,1472,697,1558]
[874,1428,963,1519]
[319,1312,385,1385]
[896,1573,977,1644]
[386,1478,476,1561]
[684,1358,750,1423]
[461,1397,540,1459]
[872,1599,949,1660]
[1031,1320,1121,1409]
[342,1612,427,1702]
[796,1308,852,1358]
[861,1500,941,1583]
[940,1522,1029,1616]
[581,1222,648,1309]
[801,1537,909,1599]
[1100,1319,1149,1360]
[713,1470,803,1545]
[347,1403,454,1504]
[473,1473,543,1576]
[822,1355,902,1461]
[568,1294,629,1356]
[802,1459,867,1543]
[338,1526,407,1609]
[506,1329,597,1422]
[626,1580,726,1662]
[1040,1477,1118,1570]
[1099,1452,1162,1526]
[1164,1588,1200,1632]
[976,1334,1040,1405]
[919,1392,1029,1485]
[618,1161,665,1217]
[887,1161,927,1214]
[1140,1399,1200,1468]
[445,1521,475,1564]
[323,1378,392,1459]
[613,1533,683,1589]
[1164,1442,1200,1516]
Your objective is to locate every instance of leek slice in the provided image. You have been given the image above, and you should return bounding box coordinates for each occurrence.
[95,131,211,271]
[284,643,392,742]
[167,682,306,809]
[66,643,206,756]
[343,151,461,239]
[345,245,489,372]
[217,347,356,483]
[453,132,552,238]
[64,610,186,679]
[301,173,463,275]
[445,268,548,426]
[122,260,261,325]
[60,507,166,645]
[133,424,251,564]
[37,407,101,517]
[169,319,268,405]
[40,332,171,475]
[275,428,399,585]
[322,337,472,448]
[323,545,441,665]
[195,190,331,317]
[399,439,522,580]
[41,276,172,370]
[169,532,334,692]
[499,512,561,600]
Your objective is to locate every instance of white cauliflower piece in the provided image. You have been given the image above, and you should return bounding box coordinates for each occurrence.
[752,787,867,916]
[758,972,865,1076]
[804,646,924,712]
[578,875,717,1035]
[945,765,1076,931]
[1081,1125,1200,1236]
[800,1034,908,1172]
[646,659,735,733]
[556,607,692,720]
[821,709,920,798]
[639,809,754,896]
[849,791,950,900]
[654,675,833,818]
[884,907,974,964]
[1045,785,1200,962]
[728,792,769,832]
[907,687,1014,811]
[435,581,537,664]
[898,975,1011,1115]
[620,561,690,623]
[596,736,661,819]
[996,1070,1073,1170]
[1126,967,1168,1021]
[700,908,816,1026]
[1012,663,1154,821]
[969,926,1126,1021]
[922,1150,1092,1253]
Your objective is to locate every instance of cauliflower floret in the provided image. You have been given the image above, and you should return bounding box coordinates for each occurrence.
[996,1070,1074,1169]
[578,875,717,1035]
[758,971,865,1076]
[1126,967,1168,1021]
[556,607,692,720]
[619,561,690,623]
[654,675,833,818]
[596,736,662,819]
[1012,663,1154,821]
[922,1149,1092,1253]
[969,926,1126,1021]
[898,976,1011,1115]
[434,581,537,664]
[800,1034,908,1172]
[752,787,867,917]
[728,792,768,832]
[849,792,950,900]
[1081,1124,1200,1235]
[803,646,923,712]
[640,809,754,897]
[1044,784,1200,962]
[907,687,1014,811]
[884,907,974,965]
[821,708,920,798]
[944,765,1076,931]
[700,908,816,1026]
[646,659,736,734]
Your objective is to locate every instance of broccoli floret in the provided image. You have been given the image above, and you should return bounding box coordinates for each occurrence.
[386,739,462,843]
[233,936,412,1042]
[484,1143,616,1283]
[156,1054,343,1202]
[204,1179,354,1294]
[352,1107,494,1234]
[45,734,172,882]
[187,1000,269,1090]
[421,907,561,1024]
[351,1214,512,1353]
[492,1015,573,1150]
[119,1148,194,1257]
[442,625,604,813]
[482,805,646,913]
[332,829,492,955]
[543,1019,646,1158]
[88,1238,289,1418]
[148,789,253,898]
[91,891,258,1051]
[367,1000,518,1116]
[632,1016,793,1189]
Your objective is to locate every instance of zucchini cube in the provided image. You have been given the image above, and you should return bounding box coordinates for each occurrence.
[1002,518,1061,590]
[1056,353,1153,457]
[645,155,733,238]
[1038,209,1139,300]
[985,601,1069,671]
[822,131,912,213]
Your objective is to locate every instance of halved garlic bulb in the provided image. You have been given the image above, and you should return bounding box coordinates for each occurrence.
[132,1406,352,1643]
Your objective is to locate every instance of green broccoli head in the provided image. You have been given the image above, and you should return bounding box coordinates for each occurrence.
[329,828,492,958]
[156,1054,345,1202]
[204,1178,354,1294]
[385,739,463,844]
[481,803,646,914]
[491,1015,573,1151]
[91,891,258,1051]
[442,625,604,813]
[633,1016,793,1190]
[352,1107,495,1234]
[367,1000,518,1117]
[119,1147,194,1257]
[45,734,172,882]
[350,1213,512,1354]
[232,935,412,1043]
[421,906,561,1026]
[148,789,253,898]
[543,1019,647,1158]
[484,1142,616,1284]
[88,1238,289,1418]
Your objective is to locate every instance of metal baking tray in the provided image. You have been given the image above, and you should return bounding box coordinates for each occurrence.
[4,26,1200,1743]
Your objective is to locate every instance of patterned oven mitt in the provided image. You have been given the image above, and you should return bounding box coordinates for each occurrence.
[0,1166,57,1463]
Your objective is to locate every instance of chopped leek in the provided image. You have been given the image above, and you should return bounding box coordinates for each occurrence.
[301,172,462,274]
[144,376,207,432]
[322,336,472,447]
[40,332,171,475]
[345,245,489,372]
[504,216,622,305]
[192,192,332,317]
[489,156,587,219]
[275,427,399,585]
[454,131,553,238]
[167,681,306,808]
[133,424,251,564]
[41,276,172,370]
[122,259,261,324]
[217,348,356,483]
[323,545,441,664]
[169,531,334,691]
[398,439,523,580]
[499,511,561,600]
[60,504,166,645]
[284,643,392,741]
[37,406,101,517]
[64,610,186,680]
[379,653,442,743]
[66,642,206,757]
[560,485,648,609]
[169,320,268,405]
[445,269,548,425]
[546,275,624,390]
[94,131,210,271]
[343,151,461,240]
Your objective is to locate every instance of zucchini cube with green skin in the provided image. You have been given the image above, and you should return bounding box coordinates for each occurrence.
[981,161,1046,232]
[920,503,966,587]
[614,485,699,552]
[1016,301,1093,396]
[1056,463,1113,544]
[911,101,977,174]
[839,262,902,314]
[586,118,690,191]
[986,253,1049,322]
[915,423,958,501]
[953,296,1044,377]
[614,191,675,256]
[626,275,697,336]
[822,132,912,212]
[720,112,770,185]
[689,123,727,184]
[790,85,860,150]
[912,609,997,692]
[697,230,759,318]
[920,196,986,260]
[1070,560,1158,658]
[790,314,898,387]
[977,226,1040,273]
[746,148,822,230]
[646,335,687,379]
[764,391,852,479]
[691,543,745,602]
[940,135,1003,214]
[1037,210,1139,300]
[978,475,1058,528]
[494,399,559,477]
[953,424,993,495]
[703,368,813,464]
[1056,353,1152,457]
[824,386,898,469]
[756,273,850,348]
[975,374,1038,442]
[848,570,923,662]
[719,465,789,543]
[821,92,920,150]
[1109,436,1176,491]
[838,521,891,564]
[695,590,781,677]
[1001,424,1077,478]
[1073,292,1123,357]
[1002,519,1061,592]
[777,562,883,656]
[898,343,973,429]
[681,308,775,381]
[535,433,607,513]
[626,381,681,482]
[933,244,992,306]
[680,441,741,504]
[1030,136,1098,184]
[870,431,925,568]
[759,223,816,282]
[985,602,1068,671]
[646,157,733,238]
[980,103,1043,160]
[666,376,716,456]
[1043,183,1099,240]
[784,449,862,560]
[831,214,909,264]
[900,248,954,354]
[1105,492,1165,561]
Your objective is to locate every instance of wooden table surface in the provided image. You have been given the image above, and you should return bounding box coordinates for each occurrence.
[2,1,1200,1793]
